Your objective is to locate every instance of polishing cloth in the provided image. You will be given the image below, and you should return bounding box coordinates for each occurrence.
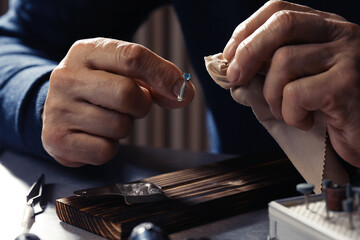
[205,53,349,193]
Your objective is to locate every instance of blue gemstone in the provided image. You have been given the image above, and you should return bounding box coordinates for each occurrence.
[183,73,191,81]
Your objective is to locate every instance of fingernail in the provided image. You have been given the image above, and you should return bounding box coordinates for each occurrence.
[173,80,183,98]
[223,39,235,60]
[227,62,241,83]
[177,81,187,101]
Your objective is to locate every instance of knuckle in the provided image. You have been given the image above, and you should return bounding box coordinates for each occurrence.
[69,40,86,52]
[237,39,252,58]
[271,10,296,33]
[239,24,252,39]
[272,47,296,69]
[110,79,152,118]
[265,0,287,10]
[71,37,107,51]
[283,83,300,105]
[329,12,346,22]
[115,43,145,72]
[232,22,252,42]
[112,81,151,117]
[42,125,68,157]
[49,67,63,87]
[50,66,64,81]
[92,142,117,165]
[69,39,96,55]
[110,114,133,139]
[50,66,77,90]
[71,38,117,68]
[114,79,138,103]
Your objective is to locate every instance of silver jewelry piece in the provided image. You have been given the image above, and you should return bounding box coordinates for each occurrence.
[177,73,191,101]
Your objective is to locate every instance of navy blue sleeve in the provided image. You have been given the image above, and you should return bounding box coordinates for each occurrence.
[0,14,57,158]
[0,0,166,159]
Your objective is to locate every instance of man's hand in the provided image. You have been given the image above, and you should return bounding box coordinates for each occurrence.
[223,0,360,166]
[42,38,194,167]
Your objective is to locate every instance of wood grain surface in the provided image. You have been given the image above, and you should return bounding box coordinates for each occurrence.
[56,152,304,240]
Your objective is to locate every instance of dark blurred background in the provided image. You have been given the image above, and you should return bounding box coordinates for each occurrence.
[0,0,8,15]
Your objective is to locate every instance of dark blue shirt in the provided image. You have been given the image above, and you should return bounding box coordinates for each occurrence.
[0,0,358,161]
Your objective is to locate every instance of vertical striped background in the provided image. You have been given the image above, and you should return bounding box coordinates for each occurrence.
[0,2,209,152]
[128,6,208,152]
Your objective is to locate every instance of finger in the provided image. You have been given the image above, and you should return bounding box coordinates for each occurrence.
[327,123,360,167]
[53,157,86,167]
[223,0,344,60]
[281,71,336,130]
[59,69,152,118]
[62,101,134,140]
[264,43,333,120]
[45,130,119,166]
[144,81,196,109]
[226,11,339,85]
[69,38,194,105]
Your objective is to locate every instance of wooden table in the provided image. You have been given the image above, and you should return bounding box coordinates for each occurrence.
[0,145,300,239]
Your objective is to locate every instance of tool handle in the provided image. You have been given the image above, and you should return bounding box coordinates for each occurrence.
[21,204,35,231]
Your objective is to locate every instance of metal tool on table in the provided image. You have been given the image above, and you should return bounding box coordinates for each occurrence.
[128,222,170,240]
[128,222,211,240]
[15,174,46,240]
[74,181,170,205]
[296,183,314,209]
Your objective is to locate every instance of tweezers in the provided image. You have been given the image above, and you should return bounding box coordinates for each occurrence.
[21,174,46,230]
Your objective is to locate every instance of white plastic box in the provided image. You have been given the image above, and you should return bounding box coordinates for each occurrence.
[268,194,360,240]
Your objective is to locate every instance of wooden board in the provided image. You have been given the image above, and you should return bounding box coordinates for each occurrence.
[56,152,304,240]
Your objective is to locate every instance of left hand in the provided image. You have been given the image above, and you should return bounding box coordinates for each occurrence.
[223,0,360,167]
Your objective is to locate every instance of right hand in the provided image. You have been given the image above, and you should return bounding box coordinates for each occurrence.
[222,0,360,167]
[42,38,195,167]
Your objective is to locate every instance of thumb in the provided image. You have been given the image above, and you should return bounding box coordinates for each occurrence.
[79,38,195,108]
[147,79,196,109]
